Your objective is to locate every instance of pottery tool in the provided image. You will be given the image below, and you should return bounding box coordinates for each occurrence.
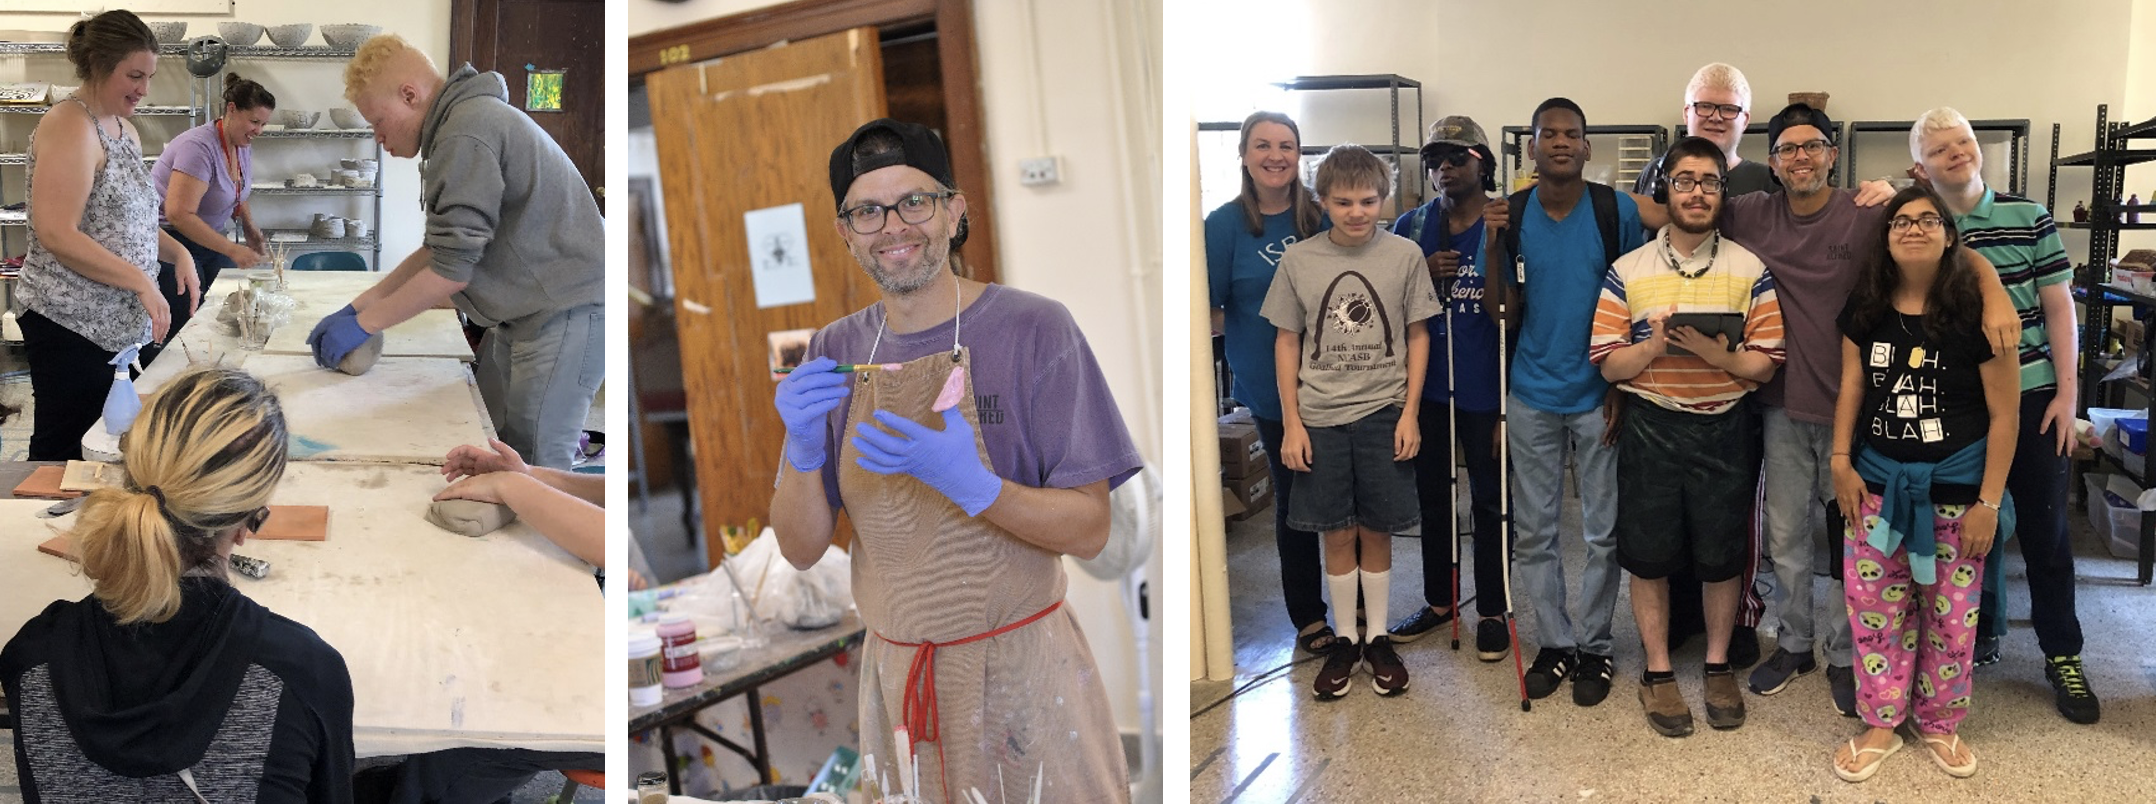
[774,363,900,374]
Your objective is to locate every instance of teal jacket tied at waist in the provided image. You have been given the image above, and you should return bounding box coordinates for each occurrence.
[1853,437,2014,585]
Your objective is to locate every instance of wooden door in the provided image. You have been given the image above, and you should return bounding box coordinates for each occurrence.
[451,0,605,200]
[648,28,887,565]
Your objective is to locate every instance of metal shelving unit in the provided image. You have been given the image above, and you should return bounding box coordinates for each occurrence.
[1841,119,2030,196]
[1271,74,1423,220]
[2055,103,2156,584]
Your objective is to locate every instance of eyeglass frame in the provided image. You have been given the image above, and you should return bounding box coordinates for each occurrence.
[1424,147,1477,168]
[1770,139,1833,160]
[1887,215,1946,233]
[1688,101,1745,121]
[1668,175,1725,194]
[836,191,957,236]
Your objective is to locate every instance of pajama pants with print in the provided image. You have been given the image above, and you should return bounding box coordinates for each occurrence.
[1842,493,1987,734]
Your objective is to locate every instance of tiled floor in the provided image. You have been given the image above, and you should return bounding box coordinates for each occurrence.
[1192,473,2156,802]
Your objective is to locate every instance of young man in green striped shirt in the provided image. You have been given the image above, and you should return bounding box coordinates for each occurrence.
[1911,106,2098,725]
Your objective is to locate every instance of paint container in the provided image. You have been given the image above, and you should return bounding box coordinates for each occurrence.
[635,772,668,803]
[628,631,664,706]
[657,613,702,688]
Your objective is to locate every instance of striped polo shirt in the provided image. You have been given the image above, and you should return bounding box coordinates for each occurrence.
[1589,229,1786,414]
[1956,188,2071,393]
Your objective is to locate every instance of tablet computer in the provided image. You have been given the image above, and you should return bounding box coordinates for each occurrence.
[1664,312,1746,357]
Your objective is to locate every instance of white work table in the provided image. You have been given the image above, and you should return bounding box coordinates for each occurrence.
[135,352,493,466]
[0,462,604,757]
[188,270,476,362]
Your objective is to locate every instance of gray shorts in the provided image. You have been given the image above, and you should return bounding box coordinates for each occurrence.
[1287,404,1421,535]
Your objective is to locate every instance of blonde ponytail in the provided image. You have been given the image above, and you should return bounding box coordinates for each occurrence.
[71,368,288,625]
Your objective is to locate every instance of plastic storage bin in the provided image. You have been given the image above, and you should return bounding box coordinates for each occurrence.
[2084,473,2145,560]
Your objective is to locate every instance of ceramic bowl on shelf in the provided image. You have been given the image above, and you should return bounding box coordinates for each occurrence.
[148,22,188,44]
[265,23,313,49]
[217,22,265,46]
[279,109,320,129]
[329,107,367,129]
[319,24,382,50]
[49,85,78,101]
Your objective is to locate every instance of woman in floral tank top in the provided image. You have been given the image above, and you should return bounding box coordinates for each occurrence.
[20,10,200,460]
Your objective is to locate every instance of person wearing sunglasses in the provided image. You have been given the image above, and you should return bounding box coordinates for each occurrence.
[0,367,355,801]
[1631,63,1777,202]
[1909,106,2098,725]
[1386,116,1511,661]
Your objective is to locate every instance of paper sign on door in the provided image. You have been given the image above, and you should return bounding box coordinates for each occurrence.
[745,203,816,309]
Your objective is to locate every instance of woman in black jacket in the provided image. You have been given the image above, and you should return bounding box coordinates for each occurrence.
[0,367,354,802]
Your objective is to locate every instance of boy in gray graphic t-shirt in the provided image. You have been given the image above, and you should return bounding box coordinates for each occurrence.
[1260,144,1442,701]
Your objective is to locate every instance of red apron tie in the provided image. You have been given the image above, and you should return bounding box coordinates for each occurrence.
[875,599,1063,797]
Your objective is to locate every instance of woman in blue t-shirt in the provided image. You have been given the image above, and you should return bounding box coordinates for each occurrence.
[1204,110,1335,652]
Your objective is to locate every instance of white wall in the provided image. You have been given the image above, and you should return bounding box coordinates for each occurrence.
[626,0,1165,745]
[3,1,455,263]
[1193,0,2156,254]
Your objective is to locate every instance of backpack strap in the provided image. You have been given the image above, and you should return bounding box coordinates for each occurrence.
[1502,189,1531,288]
[1587,181,1621,269]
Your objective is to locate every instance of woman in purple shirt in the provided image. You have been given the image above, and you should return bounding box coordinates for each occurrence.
[149,73,273,357]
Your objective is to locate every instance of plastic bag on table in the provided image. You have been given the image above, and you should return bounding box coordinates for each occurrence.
[686,527,854,631]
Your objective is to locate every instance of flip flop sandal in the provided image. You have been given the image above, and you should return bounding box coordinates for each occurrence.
[1834,733,1904,783]
[1919,732,1978,778]
[1297,624,1339,654]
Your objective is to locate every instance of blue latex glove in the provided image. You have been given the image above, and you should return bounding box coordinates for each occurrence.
[851,407,1002,517]
[306,304,356,363]
[308,305,373,368]
[773,357,851,472]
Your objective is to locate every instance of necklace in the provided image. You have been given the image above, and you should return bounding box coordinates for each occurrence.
[866,276,964,369]
[1662,229,1718,280]
[1897,309,1927,368]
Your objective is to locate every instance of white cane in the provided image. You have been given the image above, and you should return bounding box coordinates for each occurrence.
[1498,250,1529,712]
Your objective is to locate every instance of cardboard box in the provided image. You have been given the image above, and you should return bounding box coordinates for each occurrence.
[1225,468,1273,520]
[1219,421,1267,479]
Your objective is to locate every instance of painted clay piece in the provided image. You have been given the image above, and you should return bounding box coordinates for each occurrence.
[932,365,967,412]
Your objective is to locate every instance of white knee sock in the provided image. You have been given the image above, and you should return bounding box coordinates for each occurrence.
[1362,568,1391,642]
[1327,570,1360,644]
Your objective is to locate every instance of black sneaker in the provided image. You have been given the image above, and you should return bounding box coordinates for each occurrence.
[2045,655,2101,724]
[1572,652,1616,706]
[1973,634,2002,666]
[1523,648,1576,700]
[1747,647,1818,695]
[1727,626,1762,670]
[1364,636,1410,696]
[1312,640,1362,701]
[1827,663,1857,717]
[1476,617,1510,662]
[1388,606,1455,644]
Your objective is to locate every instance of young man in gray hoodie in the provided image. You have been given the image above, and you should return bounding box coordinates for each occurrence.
[312,33,604,470]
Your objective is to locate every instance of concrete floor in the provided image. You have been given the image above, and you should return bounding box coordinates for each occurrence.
[1191,471,2156,802]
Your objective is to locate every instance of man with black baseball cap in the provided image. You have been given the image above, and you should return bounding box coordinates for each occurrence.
[769,118,1141,801]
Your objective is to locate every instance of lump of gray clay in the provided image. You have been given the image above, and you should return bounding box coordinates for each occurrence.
[216,291,247,324]
[426,498,517,537]
[337,332,384,376]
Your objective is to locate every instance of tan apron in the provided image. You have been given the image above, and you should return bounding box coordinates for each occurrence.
[839,346,1130,803]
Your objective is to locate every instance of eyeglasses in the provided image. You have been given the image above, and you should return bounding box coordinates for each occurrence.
[837,191,954,235]
[242,507,272,533]
[1689,102,1744,121]
[1771,140,1832,159]
[1669,176,1724,194]
[1888,215,1945,233]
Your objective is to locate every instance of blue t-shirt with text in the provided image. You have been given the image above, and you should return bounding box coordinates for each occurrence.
[1393,198,1499,412]
[1206,200,1325,420]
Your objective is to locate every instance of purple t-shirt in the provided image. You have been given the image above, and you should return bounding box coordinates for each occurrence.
[1721,188,1886,425]
[151,122,251,232]
[805,284,1144,512]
